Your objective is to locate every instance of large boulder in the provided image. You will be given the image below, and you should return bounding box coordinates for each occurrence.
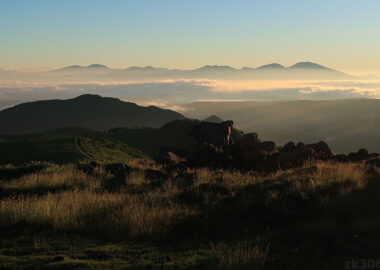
[259,141,277,155]
[305,141,332,159]
[173,171,197,188]
[366,158,380,168]
[158,146,188,165]
[77,161,99,175]
[277,146,313,170]
[188,143,233,168]
[280,141,296,153]
[330,149,377,163]
[233,133,261,168]
[189,120,234,147]
[105,163,130,182]
[145,169,168,182]
[185,121,236,168]
[348,148,370,161]
[235,133,259,148]
[259,142,314,172]
[233,133,277,170]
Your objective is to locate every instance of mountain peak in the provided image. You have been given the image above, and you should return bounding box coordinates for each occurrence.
[59,64,109,71]
[61,65,83,70]
[87,64,109,69]
[72,94,103,100]
[256,63,285,70]
[128,66,156,71]
[202,115,224,123]
[288,62,331,70]
[197,65,236,71]
[71,94,125,104]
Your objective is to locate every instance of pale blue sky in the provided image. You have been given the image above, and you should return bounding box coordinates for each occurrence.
[1,0,380,72]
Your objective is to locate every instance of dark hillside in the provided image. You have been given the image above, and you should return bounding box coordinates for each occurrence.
[0,94,185,134]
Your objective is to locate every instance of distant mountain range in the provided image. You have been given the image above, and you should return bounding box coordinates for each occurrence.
[57,62,336,72]
[0,94,185,134]
[54,62,353,80]
[59,64,110,70]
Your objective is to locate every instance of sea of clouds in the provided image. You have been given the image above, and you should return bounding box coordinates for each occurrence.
[0,74,379,111]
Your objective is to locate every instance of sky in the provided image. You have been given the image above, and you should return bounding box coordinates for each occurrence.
[1,0,380,73]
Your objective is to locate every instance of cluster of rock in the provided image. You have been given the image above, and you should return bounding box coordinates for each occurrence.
[76,121,380,186]
[163,121,380,173]
[77,161,130,186]
[76,160,196,188]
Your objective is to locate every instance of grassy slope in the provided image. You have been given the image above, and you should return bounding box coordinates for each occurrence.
[0,137,81,164]
[75,137,150,163]
[0,136,150,165]
[0,162,379,269]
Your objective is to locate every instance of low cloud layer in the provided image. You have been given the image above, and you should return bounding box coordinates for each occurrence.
[1,78,379,111]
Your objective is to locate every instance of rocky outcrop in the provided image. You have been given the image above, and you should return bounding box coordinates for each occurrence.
[186,121,235,168]
[232,133,277,169]
[158,146,188,165]
[330,148,377,163]
[188,143,233,168]
[77,162,99,175]
[305,141,333,159]
[274,145,314,171]
[105,163,130,183]
[146,169,168,182]
[165,120,378,173]
[189,120,234,147]
[366,158,380,168]
[251,140,332,172]
[184,121,336,172]
[280,141,296,153]
[348,148,371,161]
[235,133,259,148]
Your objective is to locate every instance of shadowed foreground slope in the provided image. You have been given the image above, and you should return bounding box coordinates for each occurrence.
[0,135,150,165]
[0,162,379,269]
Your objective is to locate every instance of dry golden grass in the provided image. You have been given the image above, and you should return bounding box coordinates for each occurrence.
[195,168,261,187]
[0,165,196,238]
[314,161,366,185]
[0,160,372,241]
[210,236,270,268]
[0,188,195,237]
[1,164,100,192]
[127,159,156,170]
[1,160,379,270]
[127,170,147,185]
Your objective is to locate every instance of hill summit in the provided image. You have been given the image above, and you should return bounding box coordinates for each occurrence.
[0,94,185,134]
[288,61,332,70]
[202,115,224,123]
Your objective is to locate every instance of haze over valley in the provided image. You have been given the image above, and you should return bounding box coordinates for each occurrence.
[2,62,380,153]
[1,62,379,111]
